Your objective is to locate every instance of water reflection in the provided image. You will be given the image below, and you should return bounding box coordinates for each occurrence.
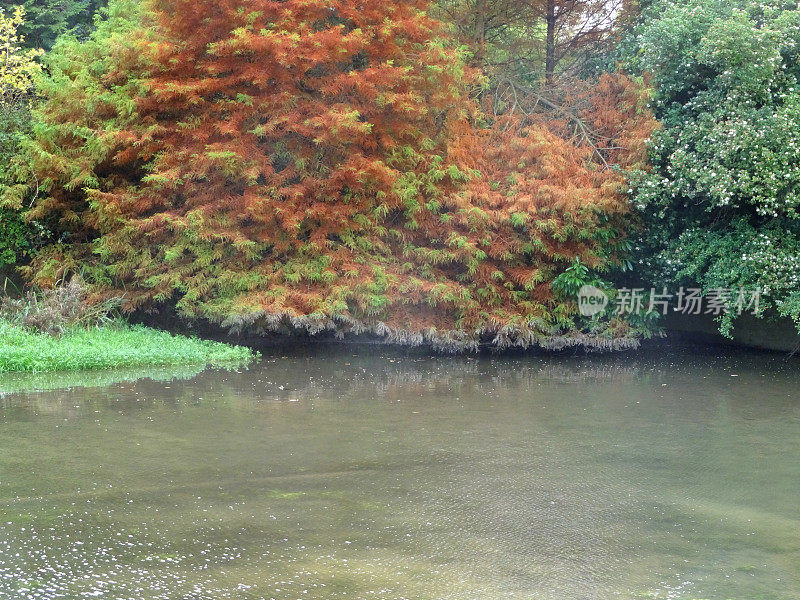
[0,364,206,398]
[0,345,798,599]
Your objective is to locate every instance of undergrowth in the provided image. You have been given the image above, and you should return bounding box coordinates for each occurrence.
[0,277,122,335]
[0,277,256,373]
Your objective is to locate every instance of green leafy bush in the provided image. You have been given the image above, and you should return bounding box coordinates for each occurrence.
[624,0,800,335]
[0,103,37,272]
[0,7,43,272]
[0,208,31,269]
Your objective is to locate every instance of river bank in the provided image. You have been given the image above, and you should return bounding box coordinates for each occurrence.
[1,298,796,377]
[663,312,800,354]
[133,306,800,357]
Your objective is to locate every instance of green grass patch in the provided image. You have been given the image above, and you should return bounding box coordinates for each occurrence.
[0,320,256,373]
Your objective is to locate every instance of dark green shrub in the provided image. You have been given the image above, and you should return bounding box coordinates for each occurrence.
[0,102,36,272]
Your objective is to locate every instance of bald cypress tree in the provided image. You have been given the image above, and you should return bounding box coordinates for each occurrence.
[18,0,655,350]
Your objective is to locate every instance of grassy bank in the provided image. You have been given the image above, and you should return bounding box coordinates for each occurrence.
[0,320,256,373]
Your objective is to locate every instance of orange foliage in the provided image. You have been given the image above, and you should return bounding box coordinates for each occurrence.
[23,0,657,350]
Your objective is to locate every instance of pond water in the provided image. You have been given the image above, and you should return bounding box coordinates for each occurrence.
[0,345,798,600]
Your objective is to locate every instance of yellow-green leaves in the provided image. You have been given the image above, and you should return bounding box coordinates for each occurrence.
[0,6,42,105]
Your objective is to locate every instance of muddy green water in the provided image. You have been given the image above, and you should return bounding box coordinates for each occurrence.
[0,346,798,600]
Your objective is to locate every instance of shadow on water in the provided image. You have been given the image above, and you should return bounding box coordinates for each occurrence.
[0,342,798,599]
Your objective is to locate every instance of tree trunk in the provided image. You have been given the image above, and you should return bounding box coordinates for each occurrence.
[474,0,488,67]
[544,0,556,86]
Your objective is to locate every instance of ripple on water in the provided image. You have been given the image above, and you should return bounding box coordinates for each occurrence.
[0,346,798,599]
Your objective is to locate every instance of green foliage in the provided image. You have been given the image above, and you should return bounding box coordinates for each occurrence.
[18,0,107,50]
[624,0,800,334]
[0,208,32,268]
[0,320,255,372]
[0,100,30,179]
[654,219,800,334]
[0,106,35,273]
[551,257,593,300]
[0,105,38,270]
[0,6,41,270]
[0,275,255,374]
[0,0,145,279]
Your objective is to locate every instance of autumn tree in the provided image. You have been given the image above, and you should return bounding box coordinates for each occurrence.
[14,0,655,350]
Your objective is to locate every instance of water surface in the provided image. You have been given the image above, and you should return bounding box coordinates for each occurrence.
[1,345,798,599]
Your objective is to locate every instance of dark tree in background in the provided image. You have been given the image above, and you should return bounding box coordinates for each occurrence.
[10,0,107,49]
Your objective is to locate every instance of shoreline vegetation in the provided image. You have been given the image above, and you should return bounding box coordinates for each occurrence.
[221,310,645,353]
[0,279,256,374]
[0,0,658,351]
[0,320,255,373]
[0,279,642,376]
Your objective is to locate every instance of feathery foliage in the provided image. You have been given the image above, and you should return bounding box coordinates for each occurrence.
[0,5,43,272]
[13,0,655,350]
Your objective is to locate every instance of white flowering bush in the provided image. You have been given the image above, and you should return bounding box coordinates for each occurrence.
[624,0,800,335]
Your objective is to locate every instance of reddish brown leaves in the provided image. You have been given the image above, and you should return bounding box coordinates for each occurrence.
[25,0,657,347]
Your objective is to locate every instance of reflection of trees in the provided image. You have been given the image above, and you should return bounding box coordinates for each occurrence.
[2,345,798,425]
[1,351,646,413]
[222,349,649,396]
